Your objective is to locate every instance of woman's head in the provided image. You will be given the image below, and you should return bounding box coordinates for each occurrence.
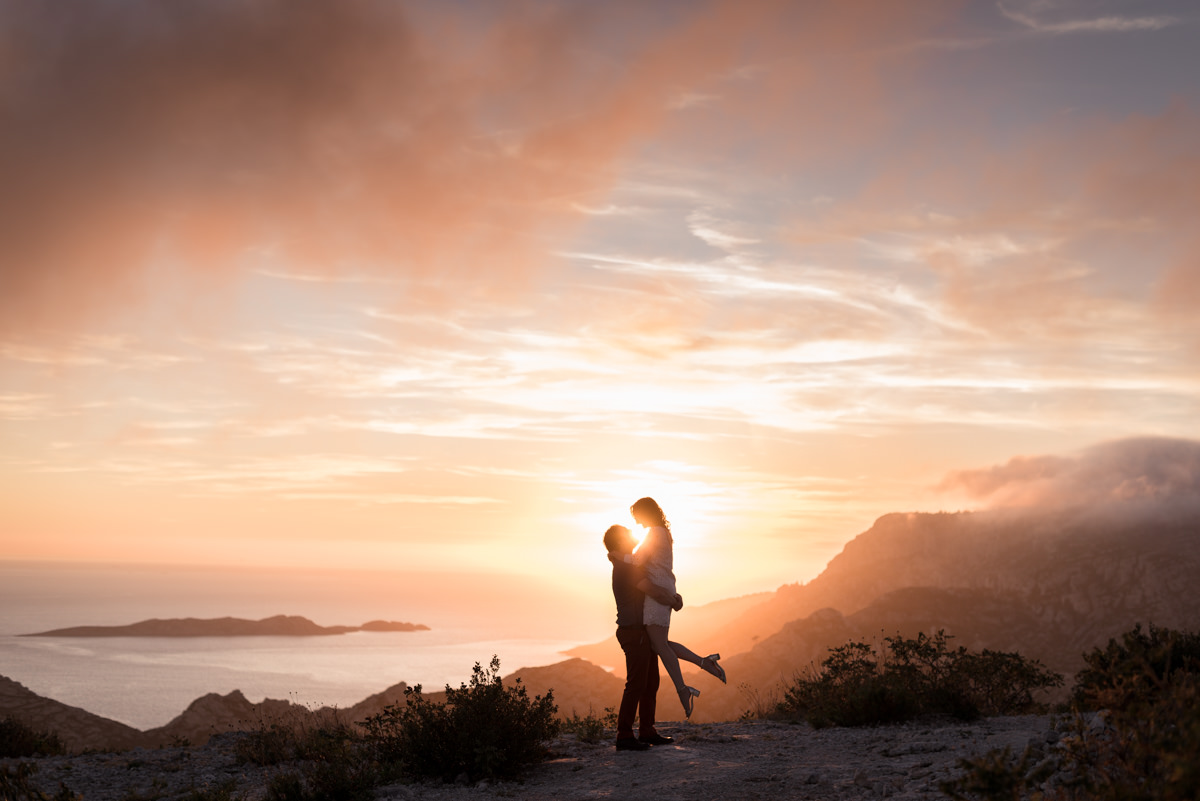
[630,496,669,529]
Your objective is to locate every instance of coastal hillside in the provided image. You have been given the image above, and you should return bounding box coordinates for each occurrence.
[0,660,621,753]
[705,509,1200,658]
[0,676,145,753]
[5,506,1198,746]
[571,507,1200,722]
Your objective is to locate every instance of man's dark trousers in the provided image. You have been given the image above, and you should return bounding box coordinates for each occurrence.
[615,624,659,739]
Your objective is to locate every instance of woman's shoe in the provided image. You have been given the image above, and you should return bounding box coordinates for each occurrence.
[701,654,726,684]
[678,685,700,719]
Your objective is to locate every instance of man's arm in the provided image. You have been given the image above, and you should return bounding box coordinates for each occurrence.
[637,578,684,611]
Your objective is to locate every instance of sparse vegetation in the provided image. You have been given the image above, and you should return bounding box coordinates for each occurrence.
[177,780,240,801]
[0,763,81,801]
[775,631,1062,728]
[234,712,359,768]
[738,682,781,721]
[235,712,374,801]
[219,654,560,798]
[363,655,559,783]
[942,623,1200,801]
[0,716,66,759]
[559,706,616,744]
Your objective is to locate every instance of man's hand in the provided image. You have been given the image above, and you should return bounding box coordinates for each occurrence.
[637,578,680,608]
[671,593,684,612]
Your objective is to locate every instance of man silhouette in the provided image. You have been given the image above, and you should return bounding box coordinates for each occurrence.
[604,524,683,751]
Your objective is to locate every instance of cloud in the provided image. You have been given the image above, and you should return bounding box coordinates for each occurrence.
[997,1,1179,35]
[788,101,1200,347]
[0,1,634,330]
[938,436,1200,512]
[0,0,962,335]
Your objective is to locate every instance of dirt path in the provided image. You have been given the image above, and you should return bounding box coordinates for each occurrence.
[379,715,1050,800]
[5,715,1050,800]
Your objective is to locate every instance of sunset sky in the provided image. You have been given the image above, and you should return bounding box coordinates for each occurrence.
[3,0,1199,611]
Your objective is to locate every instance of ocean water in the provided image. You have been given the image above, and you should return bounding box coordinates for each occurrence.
[0,561,611,730]
[0,630,585,730]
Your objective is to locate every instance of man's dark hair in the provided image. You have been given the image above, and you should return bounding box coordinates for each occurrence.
[604,524,630,552]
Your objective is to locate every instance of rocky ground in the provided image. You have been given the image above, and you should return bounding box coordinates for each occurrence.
[2,715,1056,801]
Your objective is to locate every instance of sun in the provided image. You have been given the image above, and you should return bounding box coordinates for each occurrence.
[579,467,718,551]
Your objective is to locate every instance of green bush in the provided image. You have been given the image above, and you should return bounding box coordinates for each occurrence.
[0,717,66,759]
[1071,622,1200,709]
[776,631,1061,728]
[362,655,559,783]
[942,623,1200,801]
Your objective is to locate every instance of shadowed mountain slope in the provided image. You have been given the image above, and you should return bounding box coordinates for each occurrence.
[0,675,147,752]
[653,509,1200,721]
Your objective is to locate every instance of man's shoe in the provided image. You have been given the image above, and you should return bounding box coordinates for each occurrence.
[638,732,674,746]
[615,737,651,751]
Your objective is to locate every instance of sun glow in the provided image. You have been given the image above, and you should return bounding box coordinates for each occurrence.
[570,464,722,561]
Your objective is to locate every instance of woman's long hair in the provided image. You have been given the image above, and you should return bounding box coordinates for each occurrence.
[631,497,671,539]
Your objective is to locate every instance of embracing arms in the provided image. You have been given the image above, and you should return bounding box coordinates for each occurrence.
[638,577,684,611]
[607,551,683,611]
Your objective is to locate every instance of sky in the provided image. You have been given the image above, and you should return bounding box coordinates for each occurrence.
[2,0,1199,613]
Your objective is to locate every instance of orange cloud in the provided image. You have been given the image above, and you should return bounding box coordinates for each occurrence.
[788,102,1200,345]
[0,0,961,335]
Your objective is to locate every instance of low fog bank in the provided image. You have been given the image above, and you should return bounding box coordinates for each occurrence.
[938,435,1200,527]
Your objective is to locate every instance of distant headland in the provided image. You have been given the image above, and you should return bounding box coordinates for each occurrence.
[23,614,430,638]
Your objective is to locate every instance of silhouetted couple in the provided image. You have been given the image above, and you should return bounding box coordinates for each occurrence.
[605,496,726,751]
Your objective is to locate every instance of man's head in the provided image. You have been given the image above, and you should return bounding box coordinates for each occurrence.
[603,524,635,555]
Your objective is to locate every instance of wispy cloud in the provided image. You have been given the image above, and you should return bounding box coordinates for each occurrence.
[0,393,53,421]
[997,1,1179,35]
[2,1,1198,591]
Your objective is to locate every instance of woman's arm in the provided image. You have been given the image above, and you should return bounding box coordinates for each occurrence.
[637,578,684,611]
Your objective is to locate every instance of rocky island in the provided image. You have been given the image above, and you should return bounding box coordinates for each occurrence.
[23,614,430,638]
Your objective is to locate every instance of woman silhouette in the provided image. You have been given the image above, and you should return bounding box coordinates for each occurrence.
[624,496,725,718]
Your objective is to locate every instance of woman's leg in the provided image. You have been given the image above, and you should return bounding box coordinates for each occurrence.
[667,640,704,667]
[646,624,699,717]
[670,640,726,683]
[645,624,685,691]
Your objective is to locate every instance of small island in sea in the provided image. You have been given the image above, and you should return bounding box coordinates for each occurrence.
[22,614,430,638]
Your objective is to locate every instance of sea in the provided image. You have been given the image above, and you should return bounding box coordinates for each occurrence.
[0,561,614,731]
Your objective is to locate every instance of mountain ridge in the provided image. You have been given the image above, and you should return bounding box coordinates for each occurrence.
[564,507,1200,721]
